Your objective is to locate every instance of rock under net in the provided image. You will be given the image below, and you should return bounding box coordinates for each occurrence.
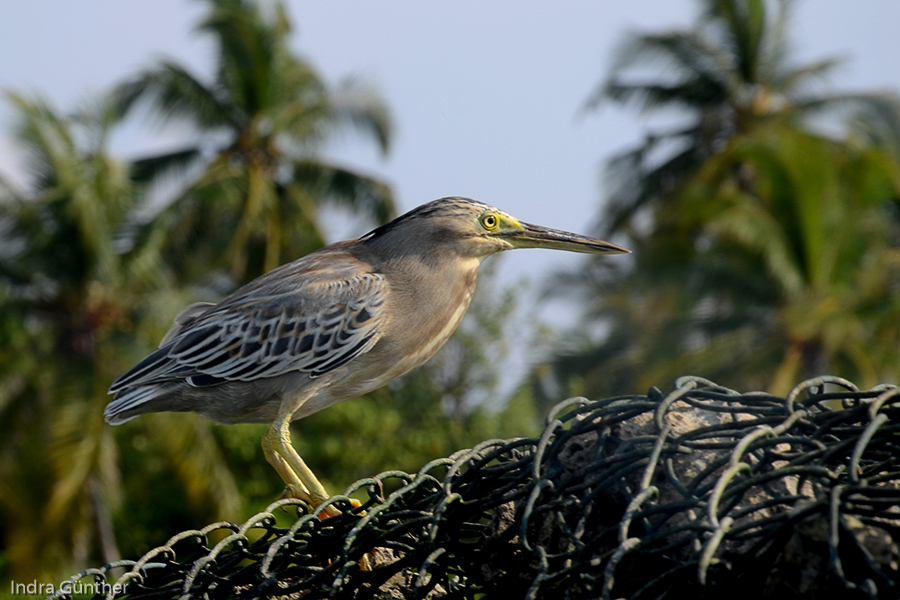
[53,376,900,599]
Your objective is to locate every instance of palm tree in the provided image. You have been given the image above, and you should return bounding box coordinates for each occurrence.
[588,0,900,235]
[116,0,394,285]
[0,93,238,579]
[548,0,900,400]
[553,126,900,398]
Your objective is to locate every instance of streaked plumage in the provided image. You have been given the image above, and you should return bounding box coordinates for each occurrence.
[106,197,629,514]
[107,268,386,424]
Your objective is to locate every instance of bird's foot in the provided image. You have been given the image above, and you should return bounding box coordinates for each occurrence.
[281,485,362,519]
[280,486,372,570]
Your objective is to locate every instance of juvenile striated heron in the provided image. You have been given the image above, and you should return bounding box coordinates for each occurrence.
[106,197,629,515]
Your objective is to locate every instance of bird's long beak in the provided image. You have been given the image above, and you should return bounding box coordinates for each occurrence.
[503,222,630,255]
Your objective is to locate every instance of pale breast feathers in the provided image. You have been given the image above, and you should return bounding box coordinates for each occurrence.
[109,272,387,392]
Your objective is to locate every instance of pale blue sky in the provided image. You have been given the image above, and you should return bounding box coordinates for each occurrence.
[1,1,898,335]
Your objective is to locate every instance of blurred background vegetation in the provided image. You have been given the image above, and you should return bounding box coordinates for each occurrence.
[1,0,899,584]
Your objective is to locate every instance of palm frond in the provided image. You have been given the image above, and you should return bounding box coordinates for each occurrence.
[709,198,804,298]
[594,31,732,114]
[292,159,395,224]
[326,77,394,155]
[116,62,237,129]
[705,0,767,83]
[771,57,842,97]
[5,91,78,191]
[610,31,727,85]
[605,80,728,112]
[201,0,283,117]
[603,125,707,234]
[129,146,204,185]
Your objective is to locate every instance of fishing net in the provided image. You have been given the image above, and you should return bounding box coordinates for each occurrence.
[51,376,900,599]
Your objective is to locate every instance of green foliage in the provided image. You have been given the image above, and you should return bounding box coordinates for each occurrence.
[0,94,175,580]
[554,127,900,399]
[551,0,900,402]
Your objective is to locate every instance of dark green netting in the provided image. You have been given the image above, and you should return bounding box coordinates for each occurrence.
[50,376,900,599]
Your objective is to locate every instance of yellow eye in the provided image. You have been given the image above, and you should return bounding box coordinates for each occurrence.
[481,213,500,230]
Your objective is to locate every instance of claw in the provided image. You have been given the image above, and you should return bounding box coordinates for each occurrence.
[281,484,344,518]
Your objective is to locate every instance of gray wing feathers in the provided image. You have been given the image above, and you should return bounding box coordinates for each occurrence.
[110,273,386,392]
[159,302,216,347]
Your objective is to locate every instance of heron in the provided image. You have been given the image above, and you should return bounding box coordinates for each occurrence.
[106,197,629,515]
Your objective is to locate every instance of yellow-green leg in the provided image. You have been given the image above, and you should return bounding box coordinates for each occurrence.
[262,414,338,517]
[262,411,369,568]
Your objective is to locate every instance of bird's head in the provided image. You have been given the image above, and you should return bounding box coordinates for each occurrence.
[362,197,630,261]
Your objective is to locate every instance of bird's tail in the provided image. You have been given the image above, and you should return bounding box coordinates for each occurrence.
[104,386,164,425]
